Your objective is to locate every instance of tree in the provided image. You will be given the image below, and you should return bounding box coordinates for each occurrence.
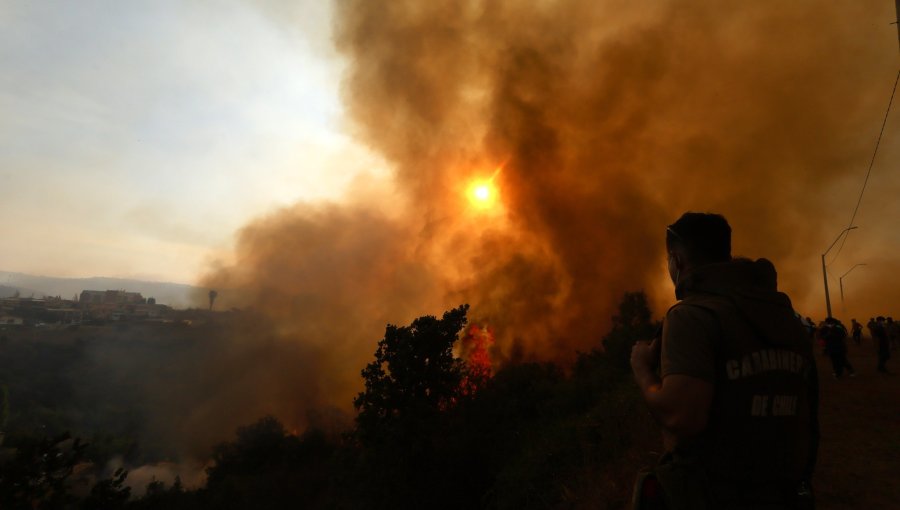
[81,468,130,510]
[202,416,339,510]
[353,305,470,444]
[208,290,218,311]
[206,416,293,486]
[601,291,660,371]
[349,306,473,507]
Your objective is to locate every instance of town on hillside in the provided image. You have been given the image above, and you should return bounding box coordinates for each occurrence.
[0,289,185,327]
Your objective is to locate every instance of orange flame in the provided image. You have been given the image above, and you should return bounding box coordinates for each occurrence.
[459,324,495,395]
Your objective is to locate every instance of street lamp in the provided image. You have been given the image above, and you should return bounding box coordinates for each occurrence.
[839,263,867,304]
[821,226,858,319]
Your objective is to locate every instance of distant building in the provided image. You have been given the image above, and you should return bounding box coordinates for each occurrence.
[0,316,24,327]
[79,290,146,305]
[0,289,174,326]
[76,289,172,321]
[0,296,81,325]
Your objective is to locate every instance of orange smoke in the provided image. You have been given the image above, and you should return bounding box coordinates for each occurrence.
[188,0,900,446]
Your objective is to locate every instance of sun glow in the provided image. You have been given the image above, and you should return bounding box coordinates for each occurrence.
[473,183,491,201]
[467,180,496,208]
[466,168,502,210]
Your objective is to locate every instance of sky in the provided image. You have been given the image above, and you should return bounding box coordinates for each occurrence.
[0,0,385,283]
[1,0,898,327]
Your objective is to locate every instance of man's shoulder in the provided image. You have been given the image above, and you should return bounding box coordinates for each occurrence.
[667,294,730,319]
[664,299,723,339]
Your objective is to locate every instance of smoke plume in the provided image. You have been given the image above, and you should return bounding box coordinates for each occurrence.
[196,0,899,437]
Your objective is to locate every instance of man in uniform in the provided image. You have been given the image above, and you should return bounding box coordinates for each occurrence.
[630,212,818,509]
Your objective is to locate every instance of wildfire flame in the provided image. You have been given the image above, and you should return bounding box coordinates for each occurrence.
[459,324,495,395]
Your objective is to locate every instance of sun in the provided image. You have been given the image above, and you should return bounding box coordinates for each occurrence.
[467,179,497,209]
[474,184,491,201]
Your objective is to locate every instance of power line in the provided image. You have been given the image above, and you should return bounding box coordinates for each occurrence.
[828,65,900,266]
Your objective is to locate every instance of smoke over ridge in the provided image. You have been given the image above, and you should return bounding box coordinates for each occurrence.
[194,0,899,441]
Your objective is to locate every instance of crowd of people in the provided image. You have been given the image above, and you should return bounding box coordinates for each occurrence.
[800,314,896,376]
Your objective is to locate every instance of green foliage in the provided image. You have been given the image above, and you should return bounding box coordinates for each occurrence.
[601,291,661,371]
[0,328,145,464]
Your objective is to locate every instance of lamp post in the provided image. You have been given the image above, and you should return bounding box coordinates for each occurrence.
[839,263,867,304]
[821,226,858,319]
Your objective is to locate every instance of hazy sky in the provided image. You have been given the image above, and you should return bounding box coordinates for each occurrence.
[1,0,385,283]
[1,0,897,328]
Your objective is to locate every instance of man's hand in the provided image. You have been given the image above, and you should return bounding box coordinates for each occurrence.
[630,338,660,377]
[630,336,713,444]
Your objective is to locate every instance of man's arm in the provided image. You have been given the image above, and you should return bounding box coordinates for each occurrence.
[631,338,714,441]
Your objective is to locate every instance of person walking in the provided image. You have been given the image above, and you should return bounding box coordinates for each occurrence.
[887,317,899,351]
[871,316,891,374]
[821,318,855,378]
[850,319,862,346]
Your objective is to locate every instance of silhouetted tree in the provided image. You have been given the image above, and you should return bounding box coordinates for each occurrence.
[81,468,130,510]
[127,475,193,510]
[601,291,660,371]
[208,290,218,311]
[206,416,293,486]
[349,305,472,507]
[354,304,470,444]
[202,416,340,510]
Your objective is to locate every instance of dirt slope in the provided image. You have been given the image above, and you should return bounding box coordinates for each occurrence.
[815,339,899,509]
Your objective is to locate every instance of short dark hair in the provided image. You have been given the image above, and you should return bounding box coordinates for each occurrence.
[666,212,732,264]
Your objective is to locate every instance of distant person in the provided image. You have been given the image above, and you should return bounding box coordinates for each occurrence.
[803,316,817,342]
[887,317,899,351]
[871,317,890,374]
[850,319,862,346]
[820,318,855,378]
[630,212,817,509]
[816,320,828,356]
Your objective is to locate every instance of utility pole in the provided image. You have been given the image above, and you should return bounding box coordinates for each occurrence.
[838,264,864,317]
[839,263,867,304]
[894,0,899,52]
[821,226,858,319]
